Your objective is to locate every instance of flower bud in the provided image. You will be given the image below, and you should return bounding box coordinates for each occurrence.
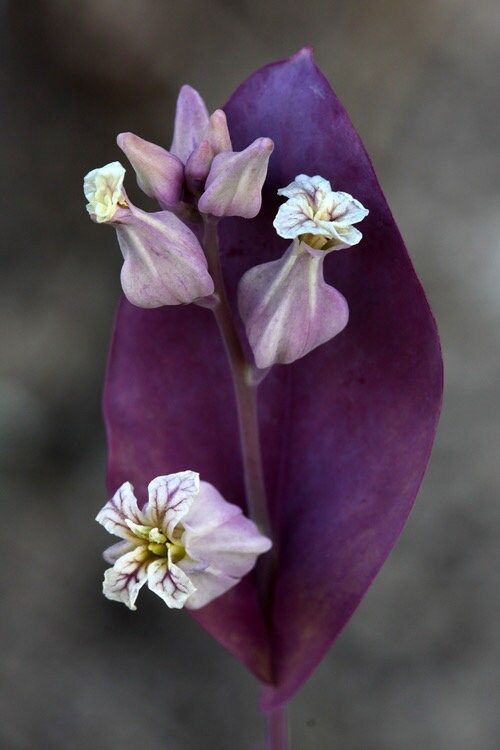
[117,132,184,209]
[170,85,210,164]
[198,137,274,218]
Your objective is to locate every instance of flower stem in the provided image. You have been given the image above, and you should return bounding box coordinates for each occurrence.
[201,217,272,541]
[267,705,290,750]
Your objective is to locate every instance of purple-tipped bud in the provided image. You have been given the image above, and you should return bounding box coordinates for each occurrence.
[170,85,210,164]
[238,239,349,368]
[185,138,214,195]
[117,132,184,209]
[205,109,232,154]
[198,137,274,219]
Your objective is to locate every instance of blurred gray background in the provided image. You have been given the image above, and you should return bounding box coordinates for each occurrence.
[1,1,498,748]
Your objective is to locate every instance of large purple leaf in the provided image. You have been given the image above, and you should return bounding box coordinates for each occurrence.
[104,48,443,706]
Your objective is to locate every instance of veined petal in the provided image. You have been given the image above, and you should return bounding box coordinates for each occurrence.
[96,481,145,540]
[198,137,274,219]
[102,545,149,610]
[170,85,209,164]
[145,471,200,538]
[238,240,349,368]
[327,191,369,226]
[117,132,183,209]
[103,539,136,564]
[113,204,214,307]
[147,557,196,609]
[277,174,332,201]
[274,174,368,247]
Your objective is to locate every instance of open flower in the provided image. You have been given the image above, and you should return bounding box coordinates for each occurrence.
[238,174,368,368]
[84,161,128,223]
[96,470,272,610]
[274,174,368,250]
[83,162,214,307]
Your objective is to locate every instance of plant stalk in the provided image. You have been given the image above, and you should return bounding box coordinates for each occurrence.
[267,705,290,750]
[201,217,272,540]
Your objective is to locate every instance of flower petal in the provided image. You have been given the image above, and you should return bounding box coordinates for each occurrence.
[102,545,149,610]
[170,85,209,164]
[145,470,200,538]
[147,557,196,609]
[117,132,184,209]
[238,240,349,368]
[198,138,274,219]
[113,204,214,307]
[103,539,136,564]
[96,481,144,540]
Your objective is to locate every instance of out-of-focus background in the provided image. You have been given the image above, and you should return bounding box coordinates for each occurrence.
[1,1,498,748]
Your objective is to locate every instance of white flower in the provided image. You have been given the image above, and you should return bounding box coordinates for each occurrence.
[96,471,272,611]
[84,161,127,223]
[273,174,368,250]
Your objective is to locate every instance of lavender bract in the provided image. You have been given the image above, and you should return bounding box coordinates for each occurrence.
[103,48,443,707]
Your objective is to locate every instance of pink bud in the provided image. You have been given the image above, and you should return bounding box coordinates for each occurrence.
[198,137,274,219]
[170,85,210,164]
[117,132,184,209]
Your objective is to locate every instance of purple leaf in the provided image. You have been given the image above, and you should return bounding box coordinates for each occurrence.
[104,48,443,705]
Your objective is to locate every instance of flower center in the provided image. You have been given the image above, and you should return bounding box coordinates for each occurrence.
[126,520,186,562]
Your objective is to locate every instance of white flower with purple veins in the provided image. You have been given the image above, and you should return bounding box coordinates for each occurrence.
[96,470,272,610]
[238,174,369,368]
[273,174,369,250]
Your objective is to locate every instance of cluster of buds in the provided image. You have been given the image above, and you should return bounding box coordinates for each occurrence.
[85,84,368,611]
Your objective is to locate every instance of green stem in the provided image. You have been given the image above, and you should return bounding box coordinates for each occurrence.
[267,705,290,750]
[201,217,272,540]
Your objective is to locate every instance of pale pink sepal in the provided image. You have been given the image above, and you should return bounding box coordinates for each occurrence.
[180,481,272,609]
[198,137,274,219]
[117,132,184,209]
[111,204,214,307]
[238,239,349,368]
[170,85,209,164]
